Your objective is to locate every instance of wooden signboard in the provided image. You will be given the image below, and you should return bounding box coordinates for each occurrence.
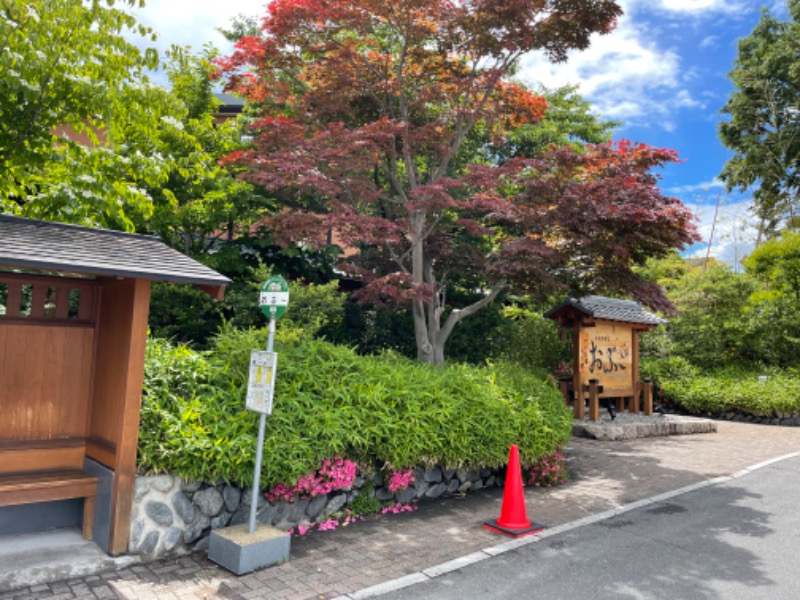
[577,322,634,397]
[545,296,662,422]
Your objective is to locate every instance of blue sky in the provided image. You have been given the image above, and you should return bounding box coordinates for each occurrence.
[132,0,791,267]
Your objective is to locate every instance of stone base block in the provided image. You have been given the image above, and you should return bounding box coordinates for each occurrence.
[573,414,718,441]
[208,523,290,575]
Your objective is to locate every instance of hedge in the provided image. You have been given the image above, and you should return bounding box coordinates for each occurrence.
[138,326,572,488]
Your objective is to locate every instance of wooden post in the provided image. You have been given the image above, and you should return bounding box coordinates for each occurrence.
[572,327,584,419]
[627,382,639,414]
[88,277,151,555]
[642,379,654,416]
[587,380,599,421]
[558,380,570,407]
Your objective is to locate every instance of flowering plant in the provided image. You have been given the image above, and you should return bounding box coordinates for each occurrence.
[524,450,569,488]
[266,456,358,502]
[381,503,417,515]
[288,510,361,536]
[387,468,415,492]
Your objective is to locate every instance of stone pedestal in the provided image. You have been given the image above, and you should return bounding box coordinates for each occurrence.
[208,523,290,575]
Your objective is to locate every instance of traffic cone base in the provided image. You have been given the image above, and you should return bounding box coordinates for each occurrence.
[483,519,545,538]
[484,444,546,538]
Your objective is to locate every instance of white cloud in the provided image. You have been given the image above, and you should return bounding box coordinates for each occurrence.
[687,199,758,269]
[666,177,725,196]
[518,7,688,128]
[130,0,266,57]
[654,0,749,15]
[699,35,720,48]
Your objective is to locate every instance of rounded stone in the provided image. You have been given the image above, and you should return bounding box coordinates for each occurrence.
[134,478,150,502]
[446,479,460,494]
[375,488,394,501]
[241,488,267,510]
[288,497,310,524]
[323,493,347,517]
[181,479,202,493]
[149,474,176,493]
[255,504,277,525]
[423,466,443,483]
[306,494,328,520]
[222,485,242,513]
[270,502,292,526]
[425,482,448,498]
[396,488,417,505]
[162,527,183,552]
[145,501,174,527]
[211,511,231,529]
[413,481,430,498]
[129,519,145,548]
[182,514,210,544]
[139,531,160,555]
[171,492,195,524]
[229,505,250,526]
[193,487,224,516]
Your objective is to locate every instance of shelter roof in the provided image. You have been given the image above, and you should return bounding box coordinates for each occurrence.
[0,215,230,292]
[545,295,665,327]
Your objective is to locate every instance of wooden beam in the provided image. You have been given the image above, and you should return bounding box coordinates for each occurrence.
[89,277,151,555]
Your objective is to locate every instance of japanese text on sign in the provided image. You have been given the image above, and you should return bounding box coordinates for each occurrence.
[578,323,633,389]
[246,351,278,414]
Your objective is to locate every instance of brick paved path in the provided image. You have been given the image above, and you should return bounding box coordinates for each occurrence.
[3,421,799,600]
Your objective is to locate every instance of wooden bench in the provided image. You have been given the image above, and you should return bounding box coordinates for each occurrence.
[0,440,98,540]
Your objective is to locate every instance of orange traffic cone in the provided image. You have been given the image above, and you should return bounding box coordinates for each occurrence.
[483,444,545,538]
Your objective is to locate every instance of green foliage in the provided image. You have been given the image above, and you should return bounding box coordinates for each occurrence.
[718,0,800,237]
[148,255,347,349]
[494,85,618,160]
[0,0,159,210]
[655,262,760,368]
[494,302,571,372]
[138,330,572,489]
[644,362,800,418]
[148,283,223,349]
[348,480,382,516]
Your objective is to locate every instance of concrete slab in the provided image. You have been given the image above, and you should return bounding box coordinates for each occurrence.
[0,528,137,592]
[208,523,290,575]
[573,413,717,440]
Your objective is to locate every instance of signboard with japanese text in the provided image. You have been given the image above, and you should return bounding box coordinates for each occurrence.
[245,350,278,414]
[577,322,634,391]
[259,275,289,319]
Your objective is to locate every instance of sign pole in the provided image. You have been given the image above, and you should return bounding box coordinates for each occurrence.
[248,312,276,534]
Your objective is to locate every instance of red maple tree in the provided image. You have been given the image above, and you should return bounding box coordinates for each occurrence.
[217,0,698,364]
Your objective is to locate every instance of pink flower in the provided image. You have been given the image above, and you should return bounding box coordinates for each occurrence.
[318,519,339,531]
[387,468,415,492]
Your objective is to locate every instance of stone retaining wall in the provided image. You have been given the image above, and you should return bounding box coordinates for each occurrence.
[129,465,504,559]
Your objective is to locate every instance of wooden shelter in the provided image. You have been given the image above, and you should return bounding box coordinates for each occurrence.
[0,216,229,554]
[545,296,664,421]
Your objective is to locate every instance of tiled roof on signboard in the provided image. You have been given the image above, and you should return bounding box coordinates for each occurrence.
[0,215,230,287]
[545,295,665,326]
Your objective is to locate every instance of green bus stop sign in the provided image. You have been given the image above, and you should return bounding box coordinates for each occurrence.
[259,275,289,319]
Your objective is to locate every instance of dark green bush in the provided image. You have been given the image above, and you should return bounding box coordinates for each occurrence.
[641,358,800,417]
[138,327,572,488]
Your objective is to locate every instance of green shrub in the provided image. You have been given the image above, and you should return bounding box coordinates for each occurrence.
[641,360,800,417]
[138,327,572,489]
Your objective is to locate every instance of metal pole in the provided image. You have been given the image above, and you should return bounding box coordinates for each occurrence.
[248,314,276,534]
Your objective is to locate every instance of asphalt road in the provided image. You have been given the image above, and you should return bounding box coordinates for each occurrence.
[381,454,800,600]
